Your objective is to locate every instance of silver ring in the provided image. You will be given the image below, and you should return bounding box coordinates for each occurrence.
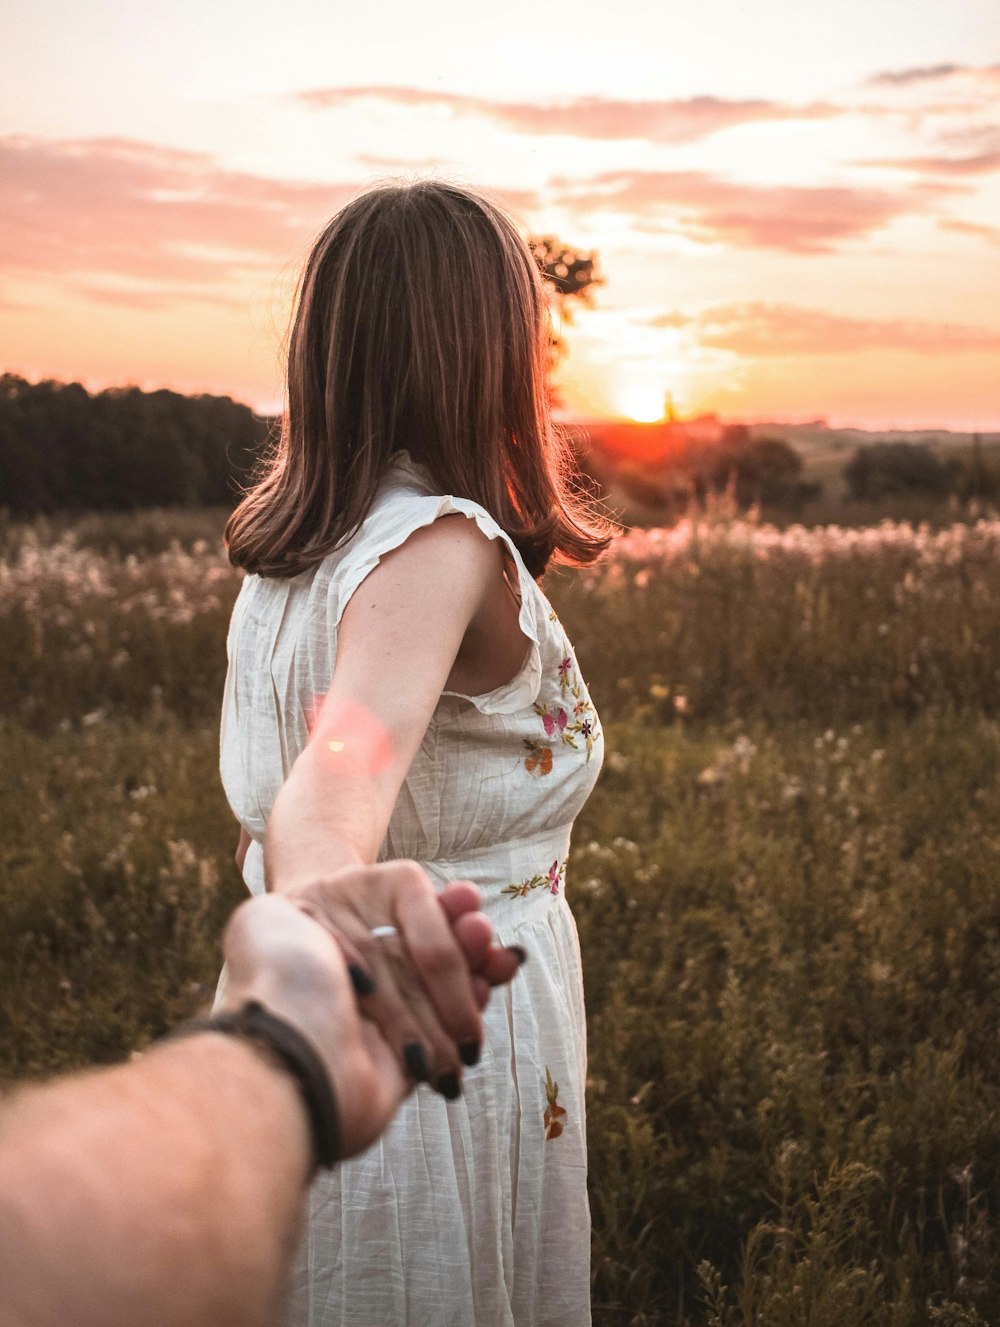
[370,924,399,940]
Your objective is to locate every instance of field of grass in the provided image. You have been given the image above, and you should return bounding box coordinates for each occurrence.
[3,507,1000,1325]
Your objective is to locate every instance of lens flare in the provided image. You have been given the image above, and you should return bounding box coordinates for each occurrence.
[308,695,394,777]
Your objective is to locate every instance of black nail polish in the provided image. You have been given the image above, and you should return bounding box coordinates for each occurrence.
[403,1042,431,1082]
[437,1071,461,1100]
[508,945,528,967]
[459,1040,480,1067]
[348,964,376,997]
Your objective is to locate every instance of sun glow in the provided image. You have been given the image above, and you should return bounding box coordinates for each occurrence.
[618,384,666,423]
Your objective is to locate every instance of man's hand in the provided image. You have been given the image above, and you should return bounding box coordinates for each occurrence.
[219,884,522,1156]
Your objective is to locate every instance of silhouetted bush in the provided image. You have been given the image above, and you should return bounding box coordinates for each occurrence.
[844,442,949,501]
[699,429,816,506]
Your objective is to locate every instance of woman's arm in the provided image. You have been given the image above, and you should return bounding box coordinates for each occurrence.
[266,516,499,883]
[264,515,514,1091]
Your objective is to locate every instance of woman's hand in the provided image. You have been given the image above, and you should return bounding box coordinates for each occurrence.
[279,867,521,1097]
[220,885,522,1154]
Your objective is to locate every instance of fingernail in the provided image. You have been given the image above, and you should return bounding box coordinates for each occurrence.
[348,964,376,996]
[507,945,528,967]
[437,1071,461,1100]
[403,1042,430,1082]
[459,1040,481,1067]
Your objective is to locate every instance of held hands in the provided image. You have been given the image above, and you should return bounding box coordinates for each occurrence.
[276,864,523,1098]
[223,870,522,1150]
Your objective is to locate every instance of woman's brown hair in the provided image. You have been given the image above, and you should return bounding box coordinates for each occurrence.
[225,180,617,579]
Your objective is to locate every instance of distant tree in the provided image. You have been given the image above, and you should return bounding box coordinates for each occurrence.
[527,236,603,407]
[844,443,949,501]
[749,436,804,485]
[952,433,998,502]
[696,429,808,505]
[528,236,603,318]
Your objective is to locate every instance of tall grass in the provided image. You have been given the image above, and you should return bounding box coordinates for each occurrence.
[3,507,1000,1325]
[579,714,1000,1325]
[4,508,1000,730]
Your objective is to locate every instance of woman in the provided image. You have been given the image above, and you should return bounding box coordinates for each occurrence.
[219,180,615,1326]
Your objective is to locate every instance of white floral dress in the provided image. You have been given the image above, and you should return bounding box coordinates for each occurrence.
[218,452,603,1326]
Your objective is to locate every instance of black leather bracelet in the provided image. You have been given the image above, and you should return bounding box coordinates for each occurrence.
[166,1000,342,1176]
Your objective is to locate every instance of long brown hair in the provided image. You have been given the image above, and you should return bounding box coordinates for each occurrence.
[226,180,616,579]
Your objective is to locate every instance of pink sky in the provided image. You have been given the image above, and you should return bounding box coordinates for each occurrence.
[2,0,998,428]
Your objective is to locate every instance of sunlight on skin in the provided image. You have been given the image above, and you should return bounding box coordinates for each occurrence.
[306,695,395,778]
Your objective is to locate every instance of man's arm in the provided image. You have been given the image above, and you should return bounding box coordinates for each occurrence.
[0,890,521,1327]
[0,1033,311,1327]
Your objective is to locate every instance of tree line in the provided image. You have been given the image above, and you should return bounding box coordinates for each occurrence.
[0,375,271,514]
[3,373,994,520]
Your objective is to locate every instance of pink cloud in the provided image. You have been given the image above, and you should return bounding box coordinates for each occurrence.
[296,86,837,145]
[0,137,550,304]
[938,218,1000,245]
[859,150,1000,175]
[0,136,358,297]
[649,302,1000,355]
[550,171,932,253]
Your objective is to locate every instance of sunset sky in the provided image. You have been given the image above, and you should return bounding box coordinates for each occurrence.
[2,0,998,428]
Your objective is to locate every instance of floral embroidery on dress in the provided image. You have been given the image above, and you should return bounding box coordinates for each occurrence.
[534,702,570,742]
[523,645,600,774]
[544,1066,567,1140]
[501,859,565,898]
[522,738,553,778]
